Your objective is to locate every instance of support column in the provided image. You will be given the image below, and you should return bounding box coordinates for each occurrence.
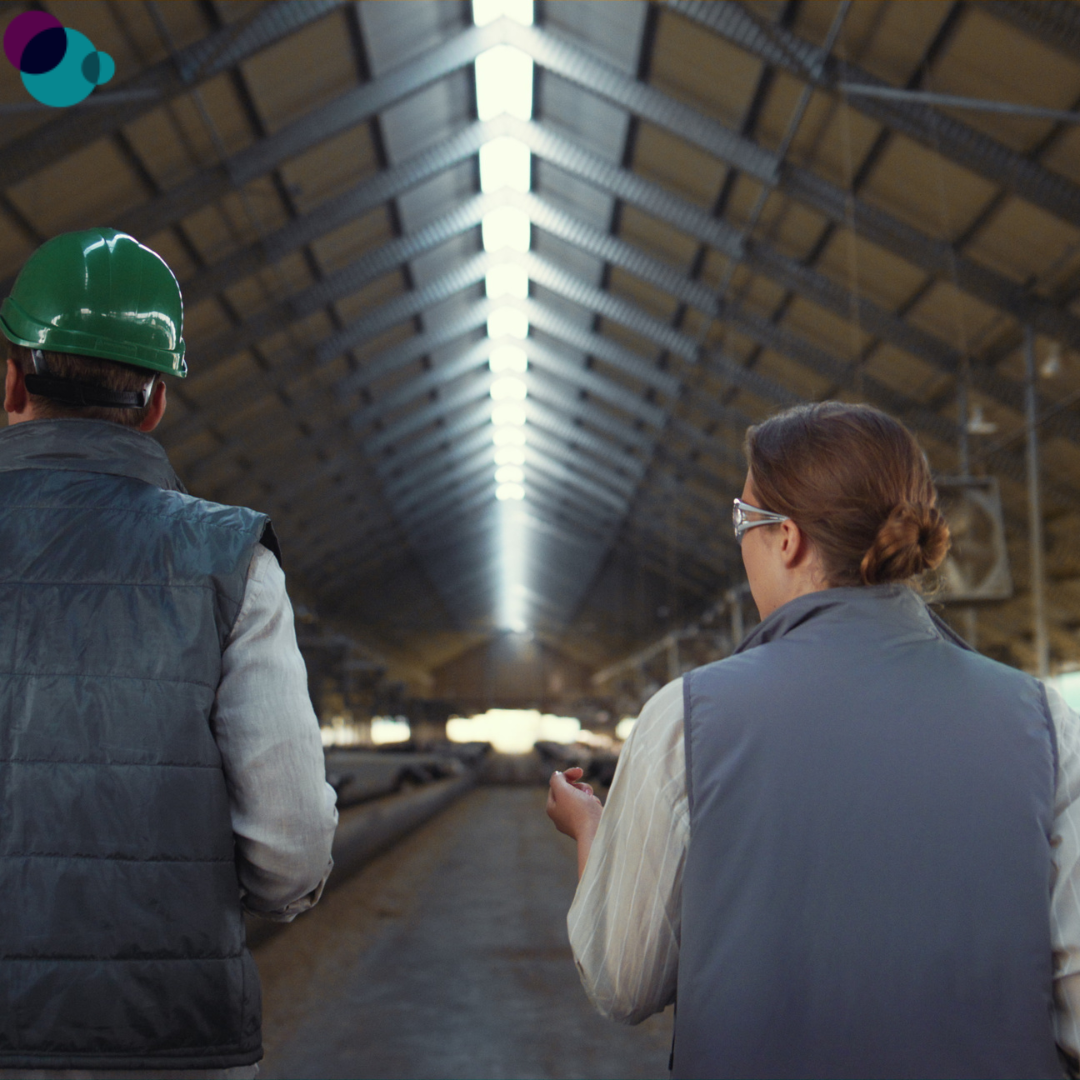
[666,635,680,683]
[1025,326,1050,679]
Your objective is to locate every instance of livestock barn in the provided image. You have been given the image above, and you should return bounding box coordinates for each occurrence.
[2,2,1079,1077]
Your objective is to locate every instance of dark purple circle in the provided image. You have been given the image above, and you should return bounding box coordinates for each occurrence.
[19,25,66,75]
[3,10,62,69]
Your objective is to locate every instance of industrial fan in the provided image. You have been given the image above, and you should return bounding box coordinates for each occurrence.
[934,477,1013,602]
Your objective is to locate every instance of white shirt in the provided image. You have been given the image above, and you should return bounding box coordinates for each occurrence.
[212,544,338,921]
[568,677,1080,1057]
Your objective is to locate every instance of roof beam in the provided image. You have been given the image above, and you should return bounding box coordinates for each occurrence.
[504,55,1080,350]
[111,23,500,246]
[184,122,502,306]
[168,105,1080,455]
[373,377,644,517]
[375,400,494,478]
[163,299,493,450]
[525,397,649,476]
[382,425,495,505]
[982,2,1080,60]
[666,0,1080,229]
[525,166,1080,456]
[189,289,662,508]
[193,193,494,370]
[0,1,347,189]
[365,369,494,455]
[351,339,492,434]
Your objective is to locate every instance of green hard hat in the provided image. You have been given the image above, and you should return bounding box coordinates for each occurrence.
[0,228,186,377]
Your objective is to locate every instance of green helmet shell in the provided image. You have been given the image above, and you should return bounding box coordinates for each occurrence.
[0,228,186,377]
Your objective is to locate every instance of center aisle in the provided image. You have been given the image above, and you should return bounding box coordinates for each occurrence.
[254,786,674,1080]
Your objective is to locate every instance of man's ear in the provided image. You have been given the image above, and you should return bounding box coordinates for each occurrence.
[137,378,167,432]
[4,358,28,417]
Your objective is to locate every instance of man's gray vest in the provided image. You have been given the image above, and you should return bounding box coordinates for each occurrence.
[675,585,1061,1080]
[0,420,275,1070]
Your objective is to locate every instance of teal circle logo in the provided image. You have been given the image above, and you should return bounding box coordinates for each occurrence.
[4,12,114,107]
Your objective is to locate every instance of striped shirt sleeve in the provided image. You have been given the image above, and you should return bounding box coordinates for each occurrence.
[1047,683,1080,1059]
[567,676,688,1025]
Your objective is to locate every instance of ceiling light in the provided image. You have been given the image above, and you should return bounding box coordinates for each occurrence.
[472,0,533,27]
[481,206,530,252]
[495,464,525,485]
[475,46,533,121]
[493,426,526,446]
[966,403,998,435]
[490,345,528,373]
[479,137,531,193]
[494,445,526,466]
[485,263,529,300]
[1042,342,1063,378]
[492,402,527,426]
[496,482,526,501]
[491,376,527,401]
[487,307,529,339]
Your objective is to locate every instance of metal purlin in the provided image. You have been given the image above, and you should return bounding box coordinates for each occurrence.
[166,107,1080,469]
[0,1,349,186]
[88,10,1075,630]
[135,67,1080,505]
[667,0,1080,228]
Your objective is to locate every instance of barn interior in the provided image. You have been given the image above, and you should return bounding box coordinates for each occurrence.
[3,2,1080,1075]
[3,0,1077,729]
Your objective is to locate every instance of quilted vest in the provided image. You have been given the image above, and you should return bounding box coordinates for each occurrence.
[675,585,1061,1080]
[0,419,273,1070]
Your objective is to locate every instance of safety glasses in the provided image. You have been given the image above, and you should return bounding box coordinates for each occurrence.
[733,498,789,545]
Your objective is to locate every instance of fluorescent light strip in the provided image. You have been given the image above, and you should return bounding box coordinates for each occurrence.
[472,0,533,28]
[472,1,535,625]
[479,137,531,193]
[490,344,527,372]
[485,263,529,299]
[475,46,533,122]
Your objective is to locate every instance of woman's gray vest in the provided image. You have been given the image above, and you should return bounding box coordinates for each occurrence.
[0,420,275,1070]
[676,585,1061,1080]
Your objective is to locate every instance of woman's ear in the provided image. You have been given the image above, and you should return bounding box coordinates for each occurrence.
[778,518,805,569]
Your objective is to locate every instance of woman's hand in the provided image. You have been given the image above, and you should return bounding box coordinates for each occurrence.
[547,767,603,879]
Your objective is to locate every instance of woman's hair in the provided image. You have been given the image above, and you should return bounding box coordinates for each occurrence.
[745,402,950,587]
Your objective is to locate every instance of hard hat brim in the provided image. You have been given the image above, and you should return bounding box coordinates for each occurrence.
[0,297,187,378]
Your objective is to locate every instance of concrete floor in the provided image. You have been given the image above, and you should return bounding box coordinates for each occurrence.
[253,786,674,1080]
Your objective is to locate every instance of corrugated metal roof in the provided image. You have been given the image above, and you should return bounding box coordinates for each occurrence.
[2,0,1080,686]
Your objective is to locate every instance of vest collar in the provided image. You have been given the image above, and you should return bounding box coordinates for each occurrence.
[0,419,186,493]
[734,583,972,655]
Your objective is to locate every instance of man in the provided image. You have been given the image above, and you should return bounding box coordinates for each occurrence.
[0,228,338,1078]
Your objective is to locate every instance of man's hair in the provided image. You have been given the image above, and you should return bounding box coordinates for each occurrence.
[7,342,156,428]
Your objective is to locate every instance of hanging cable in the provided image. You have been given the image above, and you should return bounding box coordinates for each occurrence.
[921,57,976,477]
[835,43,864,398]
[691,2,853,376]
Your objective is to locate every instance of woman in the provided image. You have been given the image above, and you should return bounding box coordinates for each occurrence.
[547,402,1080,1080]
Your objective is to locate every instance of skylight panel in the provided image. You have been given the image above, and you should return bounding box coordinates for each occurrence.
[490,345,528,373]
[485,263,529,300]
[481,206,531,252]
[472,0,534,27]
[475,46,533,121]
[479,137,531,193]
[487,307,529,339]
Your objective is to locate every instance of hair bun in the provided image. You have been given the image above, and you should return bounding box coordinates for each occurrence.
[860,501,950,585]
